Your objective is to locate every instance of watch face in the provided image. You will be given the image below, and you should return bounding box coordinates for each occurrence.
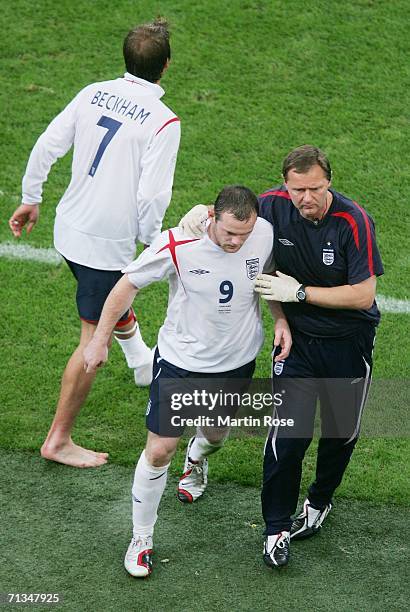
[297,288,306,301]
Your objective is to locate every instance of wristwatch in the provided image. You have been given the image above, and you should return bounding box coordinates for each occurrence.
[296,285,307,302]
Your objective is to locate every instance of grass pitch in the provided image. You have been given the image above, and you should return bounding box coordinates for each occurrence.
[1,449,408,612]
[0,0,409,609]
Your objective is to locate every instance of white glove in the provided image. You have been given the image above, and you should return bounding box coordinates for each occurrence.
[254,271,301,302]
[178,204,209,238]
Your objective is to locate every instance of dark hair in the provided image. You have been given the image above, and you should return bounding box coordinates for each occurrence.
[282,145,332,181]
[214,185,259,222]
[123,18,171,83]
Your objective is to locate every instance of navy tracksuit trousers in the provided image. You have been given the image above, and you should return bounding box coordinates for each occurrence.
[262,325,376,535]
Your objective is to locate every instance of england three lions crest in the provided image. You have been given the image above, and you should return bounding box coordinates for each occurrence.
[322,248,334,266]
[246,258,260,280]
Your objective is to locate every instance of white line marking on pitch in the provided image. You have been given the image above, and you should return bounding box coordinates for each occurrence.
[0,242,62,265]
[376,295,410,314]
[0,243,408,313]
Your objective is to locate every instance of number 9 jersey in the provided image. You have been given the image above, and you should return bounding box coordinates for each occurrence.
[124,219,274,372]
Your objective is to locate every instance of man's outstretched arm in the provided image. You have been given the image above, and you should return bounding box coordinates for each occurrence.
[83,275,139,373]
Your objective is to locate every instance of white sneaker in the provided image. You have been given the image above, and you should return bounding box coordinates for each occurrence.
[177,437,208,503]
[124,535,153,578]
[290,498,333,540]
[133,348,154,387]
[263,531,290,568]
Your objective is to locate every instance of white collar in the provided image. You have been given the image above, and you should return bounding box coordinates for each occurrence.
[123,72,165,98]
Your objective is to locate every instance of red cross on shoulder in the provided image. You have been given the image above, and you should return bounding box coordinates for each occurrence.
[156,229,199,276]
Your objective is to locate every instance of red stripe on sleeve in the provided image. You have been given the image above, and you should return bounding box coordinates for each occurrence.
[155,117,180,136]
[351,201,374,276]
[331,212,360,250]
[259,189,291,200]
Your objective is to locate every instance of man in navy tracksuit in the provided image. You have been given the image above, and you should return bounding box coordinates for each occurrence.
[254,145,384,568]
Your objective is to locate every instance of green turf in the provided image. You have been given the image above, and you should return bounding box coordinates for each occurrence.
[0,1,409,606]
[1,257,409,505]
[1,0,410,297]
[0,449,408,612]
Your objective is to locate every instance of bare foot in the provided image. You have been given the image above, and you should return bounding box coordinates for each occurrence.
[41,439,109,468]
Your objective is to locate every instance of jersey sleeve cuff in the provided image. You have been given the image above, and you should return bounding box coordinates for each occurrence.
[21,199,41,206]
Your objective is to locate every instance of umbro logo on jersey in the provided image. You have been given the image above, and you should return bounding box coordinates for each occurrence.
[189,269,210,275]
[278,238,294,246]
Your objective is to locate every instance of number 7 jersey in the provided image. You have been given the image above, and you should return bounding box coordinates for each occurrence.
[124,219,274,373]
[22,73,180,270]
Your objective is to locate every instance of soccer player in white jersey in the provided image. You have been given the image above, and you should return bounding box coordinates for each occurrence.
[83,185,292,577]
[8,19,181,468]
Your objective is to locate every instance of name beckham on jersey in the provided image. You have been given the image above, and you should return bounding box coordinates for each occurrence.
[91,90,151,124]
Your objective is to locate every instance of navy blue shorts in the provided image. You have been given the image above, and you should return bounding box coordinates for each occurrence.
[146,348,256,437]
[64,258,131,324]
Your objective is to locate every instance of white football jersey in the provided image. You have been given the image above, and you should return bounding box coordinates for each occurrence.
[124,218,274,372]
[22,73,181,270]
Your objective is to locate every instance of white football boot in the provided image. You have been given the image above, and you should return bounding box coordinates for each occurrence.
[177,437,208,503]
[263,531,290,568]
[290,498,333,540]
[124,535,153,578]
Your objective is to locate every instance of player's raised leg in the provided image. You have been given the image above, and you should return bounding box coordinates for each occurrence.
[40,320,109,468]
[125,431,180,578]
